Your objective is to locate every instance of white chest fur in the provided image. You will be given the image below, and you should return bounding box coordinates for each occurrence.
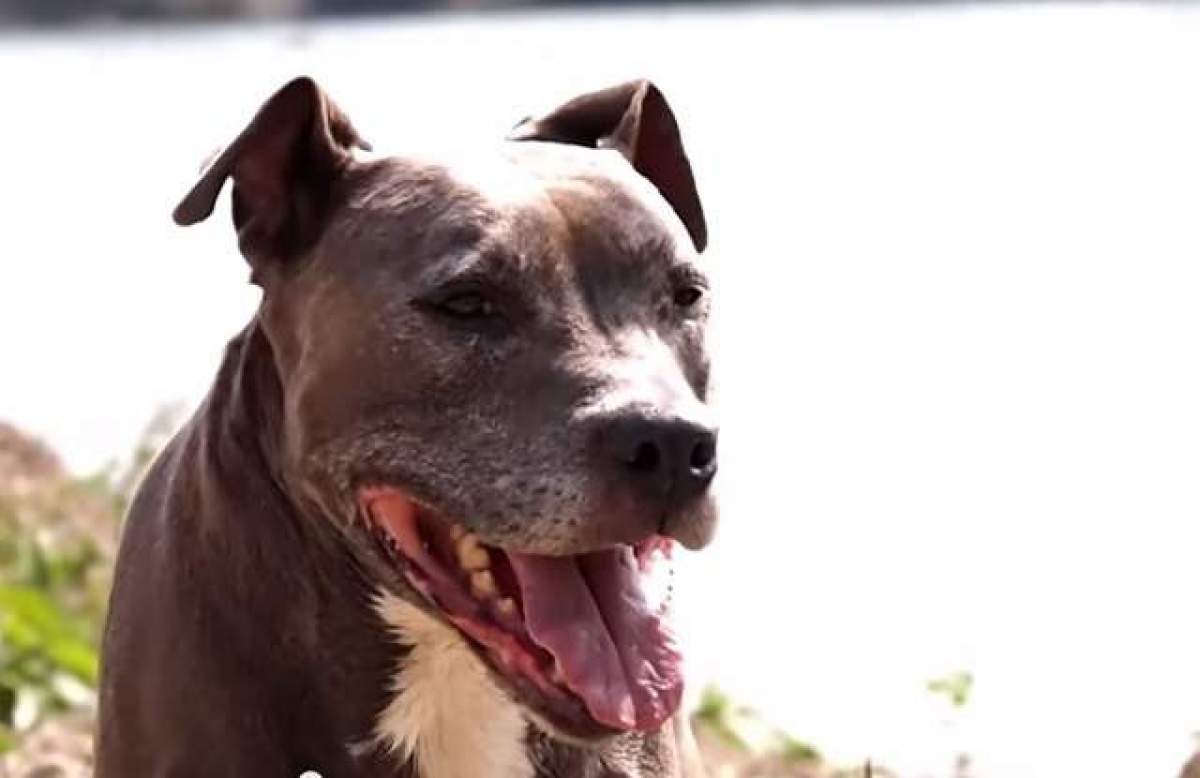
[374,592,534,778]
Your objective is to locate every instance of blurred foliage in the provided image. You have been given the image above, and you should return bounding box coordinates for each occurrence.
[695,686,750,751]
[926,671,974,709]
[775,733,823,765]
[693,685,835,777]
[0,409,180,755]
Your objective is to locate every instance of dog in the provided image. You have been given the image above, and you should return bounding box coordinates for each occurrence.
[96,76,717,778]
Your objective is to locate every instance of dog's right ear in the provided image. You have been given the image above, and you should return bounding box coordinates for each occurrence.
[172,77,370,270]
[509,81,707,252]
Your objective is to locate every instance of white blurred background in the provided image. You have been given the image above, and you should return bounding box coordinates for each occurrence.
[2,4,1198,777]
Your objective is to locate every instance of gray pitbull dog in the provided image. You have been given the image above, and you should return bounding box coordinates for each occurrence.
[96,77,717,778]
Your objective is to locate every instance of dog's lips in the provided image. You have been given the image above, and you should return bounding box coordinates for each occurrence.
[359,486,683,735]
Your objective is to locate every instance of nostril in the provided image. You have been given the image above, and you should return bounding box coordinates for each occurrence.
[689,436,717,474]
[628,441,661,473]
[604,414,716,488]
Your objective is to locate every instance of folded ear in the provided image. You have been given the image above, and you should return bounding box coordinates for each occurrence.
[508,80,707,252]
[173,76,370,268]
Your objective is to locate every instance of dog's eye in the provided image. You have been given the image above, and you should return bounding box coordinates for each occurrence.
[437,292,496,319]
[672,285,705,309]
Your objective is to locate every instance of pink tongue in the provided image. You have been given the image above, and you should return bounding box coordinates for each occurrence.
[508,546,682,731]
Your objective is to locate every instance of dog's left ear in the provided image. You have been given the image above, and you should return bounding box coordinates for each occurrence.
[172,77,371,270]
[509,80,707,252]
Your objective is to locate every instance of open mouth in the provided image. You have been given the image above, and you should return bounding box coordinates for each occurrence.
[359,486,682,738]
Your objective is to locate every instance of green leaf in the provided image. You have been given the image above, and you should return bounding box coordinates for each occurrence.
[0,585,99,685]
[774,733,823,764]
[927,671,974,708]
[0,683,15,726]
[692,686,750,752]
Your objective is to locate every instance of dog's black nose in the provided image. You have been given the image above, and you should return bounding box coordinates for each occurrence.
[605,414,718,500]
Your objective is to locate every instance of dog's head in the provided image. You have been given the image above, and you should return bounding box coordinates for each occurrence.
[175,77,716,742]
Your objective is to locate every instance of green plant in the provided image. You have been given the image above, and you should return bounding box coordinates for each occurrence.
[926,671,973,708]
[0,585,98,727]
[0,494,109,747]
[694,685,750,751]
[0,410,179,752]
[774,732,823,764]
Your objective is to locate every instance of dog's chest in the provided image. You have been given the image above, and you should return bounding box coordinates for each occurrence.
[374,593,534,778]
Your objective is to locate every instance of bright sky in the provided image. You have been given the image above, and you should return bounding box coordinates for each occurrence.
[1,5,1198,777]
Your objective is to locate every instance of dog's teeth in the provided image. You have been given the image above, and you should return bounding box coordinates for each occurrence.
[456,533,490,571]
[550,665,565,685]
[495,597,516,617]
[449,524,465,542]
[470,570,497,599]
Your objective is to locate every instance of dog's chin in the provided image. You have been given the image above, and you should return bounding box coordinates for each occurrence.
[356,484,684,743]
